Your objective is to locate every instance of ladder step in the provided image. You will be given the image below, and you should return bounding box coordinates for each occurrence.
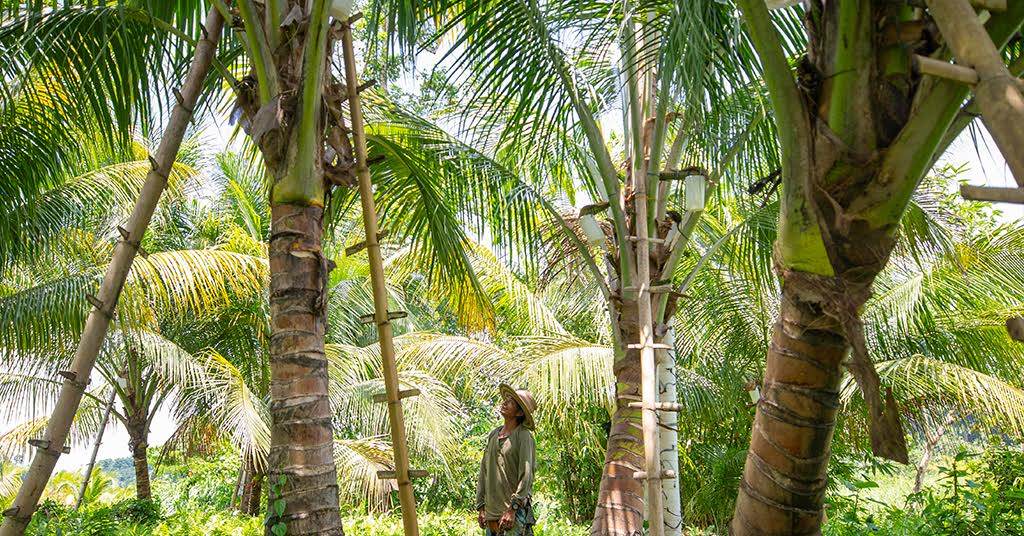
[116,225,148,257]
[344,231,388,256]
[627,401,684,412]
[960,184,1024,204]
[28,439,70,454]
[914,55,978,85]
[970,0,1006,11]
[623,285,674,294]
[376,469,429,480]
[628,236,667,245]
[632,469,677,480]
[627,343,673,350]
[57,370,89,389]
[1,506,19,518]
[172,87,195,115]
[357,79,378,93]
[359,310,408,325]
[86,294,114,318]
[372,388,420,403]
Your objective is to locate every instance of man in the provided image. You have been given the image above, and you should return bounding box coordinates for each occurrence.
[476,384,537,536]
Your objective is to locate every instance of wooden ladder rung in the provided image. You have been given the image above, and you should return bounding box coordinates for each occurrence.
[627,343,673,350]
[633,469,677,480]
[628,236,666,245]
[372,388,420,403]
[960,184,1024,204]
[914,55,978,85]
[623,284,674,294]
[627,401,684,412]
[377,469,430,480]
[359,310,408,324]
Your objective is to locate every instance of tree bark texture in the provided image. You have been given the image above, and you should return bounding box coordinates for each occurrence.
[240,451,265,516]
[730,290,847,535]
[267,203,342,535]
[126,418,152,500]
[591,301,645,536]
[0,9,225,535]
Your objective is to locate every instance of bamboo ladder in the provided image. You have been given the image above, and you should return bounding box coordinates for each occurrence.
[338,13,424,536]
[625,164,685,536]
[913,0,1024,201]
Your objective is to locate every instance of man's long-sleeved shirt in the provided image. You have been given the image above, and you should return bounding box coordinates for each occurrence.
[475,425,535,521]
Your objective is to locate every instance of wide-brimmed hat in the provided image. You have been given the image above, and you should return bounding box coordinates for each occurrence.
[499,384,537,431]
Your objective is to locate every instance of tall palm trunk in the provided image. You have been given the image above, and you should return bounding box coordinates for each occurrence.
[126,417,152,500]
[266,202,340,533]
[731,290,847,534]
[227,1,344,533]
[592,301,645,536]
[729,0,1024,533]
[0,10,224,534]
[592,293,679,535]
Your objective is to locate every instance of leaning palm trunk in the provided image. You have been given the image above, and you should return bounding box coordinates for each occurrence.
[0,9,224,534]
[730,0,1024,533]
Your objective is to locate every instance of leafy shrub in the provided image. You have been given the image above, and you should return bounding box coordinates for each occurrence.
[341,511,587,536]
[111,498,162,526]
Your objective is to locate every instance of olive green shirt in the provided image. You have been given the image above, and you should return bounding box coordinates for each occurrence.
[475,425,535,521]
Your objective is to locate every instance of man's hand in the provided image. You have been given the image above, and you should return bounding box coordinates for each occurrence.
[477,509,486,529]
[499,508,515,530]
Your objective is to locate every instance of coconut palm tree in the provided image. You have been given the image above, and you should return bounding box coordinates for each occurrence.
[362,1,791,532]
[725,1,1024,532]
[1,2,544,531]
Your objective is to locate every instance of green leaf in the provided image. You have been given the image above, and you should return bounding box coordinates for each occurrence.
[273,498,286,517]
[271,521,287,536]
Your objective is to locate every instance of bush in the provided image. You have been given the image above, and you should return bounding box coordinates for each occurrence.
[111,498,162,526]
[341,511,587,536]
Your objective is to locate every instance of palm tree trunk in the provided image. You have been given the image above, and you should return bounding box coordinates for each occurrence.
[0,9,224,535]
[266,203,342,534]
[126,418,151,500]
[658,331,681,536]
[730,286,847,535]
[591,303,645,536]
[913,411,956,493]
[240,451,264,516]
[75,388,118,509]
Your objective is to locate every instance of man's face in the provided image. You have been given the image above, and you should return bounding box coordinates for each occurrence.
[499,396,524,419]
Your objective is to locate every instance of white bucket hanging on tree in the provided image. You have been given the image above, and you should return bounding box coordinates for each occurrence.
[330,0,354,20]
[684,174,706,213]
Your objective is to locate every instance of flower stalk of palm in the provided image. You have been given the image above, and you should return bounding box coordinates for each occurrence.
[727,1,1024,534]
[0,9,225,535]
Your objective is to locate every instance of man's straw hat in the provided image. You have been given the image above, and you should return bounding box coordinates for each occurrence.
[499,384,537,431]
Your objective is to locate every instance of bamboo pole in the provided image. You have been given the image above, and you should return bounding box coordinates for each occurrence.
[657,331,681,536]
[0,9,224,535]
[960,184,1024,203]
[74,388,118,509]
[914,55,979,85]
[632,158,665,536]
[339,16,420,536]
[926,0,1024,186]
